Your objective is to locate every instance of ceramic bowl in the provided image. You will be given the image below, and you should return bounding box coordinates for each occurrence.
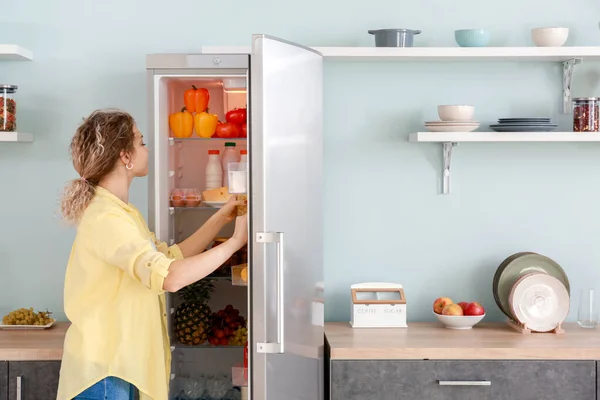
[455,29,491,47]
[437,105,475,121]
[434,311,486,329]
[531,27,569,47]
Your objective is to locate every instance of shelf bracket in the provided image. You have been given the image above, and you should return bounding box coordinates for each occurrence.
[442,142,458,195]
[563,58,582,114]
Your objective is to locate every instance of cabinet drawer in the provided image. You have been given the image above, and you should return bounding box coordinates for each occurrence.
[330,360,595,400]
[8,361,60,400]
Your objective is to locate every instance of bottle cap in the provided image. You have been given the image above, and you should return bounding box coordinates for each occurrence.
[208,150,220,155]
[225,142,236,147]
[240,150,248,155]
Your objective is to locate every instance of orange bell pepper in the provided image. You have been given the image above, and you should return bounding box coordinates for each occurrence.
[184,85,210,113]
[194,110,219,138]
[169,107,193,138]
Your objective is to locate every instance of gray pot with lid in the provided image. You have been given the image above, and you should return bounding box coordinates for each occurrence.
[368,29,422,47]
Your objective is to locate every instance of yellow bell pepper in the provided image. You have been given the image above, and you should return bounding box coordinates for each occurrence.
[169,107,193,138]
[194,110,219,138]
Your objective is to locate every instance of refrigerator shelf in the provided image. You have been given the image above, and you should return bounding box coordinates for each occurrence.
[169,206,220,213]
[169,137,247,142]
[203,275,232,282]
[174,343,244,349]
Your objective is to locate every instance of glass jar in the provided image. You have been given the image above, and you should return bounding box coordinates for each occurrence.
[0,85,17,132]
[573,97,600,132]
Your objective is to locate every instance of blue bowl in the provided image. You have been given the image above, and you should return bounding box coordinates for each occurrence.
[455,29,491,47]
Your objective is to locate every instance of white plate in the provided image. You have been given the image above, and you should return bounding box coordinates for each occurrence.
[425,120,480,125]
[0,319,55,330]
[509,272,570,332]
[425,124,480,132]
[203,201,226,208]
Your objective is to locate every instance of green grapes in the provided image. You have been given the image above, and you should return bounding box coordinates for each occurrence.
[229,327,248,346]
[2,308,54,325]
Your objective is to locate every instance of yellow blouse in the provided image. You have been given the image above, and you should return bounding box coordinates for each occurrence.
[57,186,182,400]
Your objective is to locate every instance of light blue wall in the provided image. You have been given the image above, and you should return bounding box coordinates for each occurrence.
[2,0,600,324]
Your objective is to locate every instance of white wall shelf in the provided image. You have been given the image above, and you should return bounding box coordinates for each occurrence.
[409,132,600,142]
[315,46,600,62]
[201,45,600,62]
[409,132,600,195]
[0,45,33,61]
[0,132,33,142]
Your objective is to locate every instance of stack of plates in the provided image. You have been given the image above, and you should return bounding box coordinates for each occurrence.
[489,118,558,132]
[492,252,570,332]
[424,120,480,132]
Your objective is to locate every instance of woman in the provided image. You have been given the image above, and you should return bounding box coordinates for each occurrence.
[56,109,248,400]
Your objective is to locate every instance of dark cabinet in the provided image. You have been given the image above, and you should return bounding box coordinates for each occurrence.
[330,360,596,400]
[7,361,60,400]
[0,362,7,400]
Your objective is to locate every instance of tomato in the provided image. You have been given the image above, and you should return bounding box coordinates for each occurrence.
[226,108,247,125]
[240,122,247,138]
[215,122,240,138]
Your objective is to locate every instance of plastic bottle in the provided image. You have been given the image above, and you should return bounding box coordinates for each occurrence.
[205,150,222,190]
[221,142,238,187]
[239,149,248,164]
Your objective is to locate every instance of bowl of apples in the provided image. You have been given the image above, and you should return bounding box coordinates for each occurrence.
[432,298,486,329]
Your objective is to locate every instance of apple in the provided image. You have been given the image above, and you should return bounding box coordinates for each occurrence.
[458,302,469,313]
[442,303,464,316]
[465,302,485,316]
[433,297,453,314]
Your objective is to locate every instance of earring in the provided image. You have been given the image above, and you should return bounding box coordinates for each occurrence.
[126,163,133,170]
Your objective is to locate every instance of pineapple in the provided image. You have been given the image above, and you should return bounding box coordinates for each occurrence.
[174,280,214,346]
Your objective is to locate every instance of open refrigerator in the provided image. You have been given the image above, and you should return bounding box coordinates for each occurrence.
[146,35,325,400]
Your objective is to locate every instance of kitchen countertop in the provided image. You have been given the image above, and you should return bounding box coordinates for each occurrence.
[0,322,68,361]
[325,321,600,360]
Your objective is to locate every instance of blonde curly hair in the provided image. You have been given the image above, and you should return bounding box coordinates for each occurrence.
[61,109,136,223]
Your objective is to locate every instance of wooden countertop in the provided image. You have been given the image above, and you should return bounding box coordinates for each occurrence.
[0,322,68,361]
[325,322,600,360]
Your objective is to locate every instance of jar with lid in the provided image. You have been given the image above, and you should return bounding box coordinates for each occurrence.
[0,85,17,132]
[573,97,600,132]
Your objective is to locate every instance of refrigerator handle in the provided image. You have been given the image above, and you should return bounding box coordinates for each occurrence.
[256,231,285,354]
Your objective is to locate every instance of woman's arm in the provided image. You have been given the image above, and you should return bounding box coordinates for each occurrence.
[176,196,244,258]
[176,212,228,257]
[163,215,248,292]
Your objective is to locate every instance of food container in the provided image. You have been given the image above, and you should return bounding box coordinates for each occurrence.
[232,363,248,387]
[231,263,248,286]
[170,189,185,207]
[368,29,421,47]
[236,194,247,216]
[350,282,407,328]
[183,188,201,207]
[573,97,600,132]
[0,85,17,132]
[170,188,201,207]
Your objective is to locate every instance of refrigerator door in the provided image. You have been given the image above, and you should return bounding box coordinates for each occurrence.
[250,35,324,400]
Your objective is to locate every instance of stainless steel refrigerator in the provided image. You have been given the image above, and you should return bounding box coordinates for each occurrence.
[146,35,324,400]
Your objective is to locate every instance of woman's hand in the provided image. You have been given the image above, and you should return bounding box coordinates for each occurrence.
[231,214,248,248]
[217,196,246,224]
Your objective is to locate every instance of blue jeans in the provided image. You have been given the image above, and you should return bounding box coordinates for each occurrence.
[73,376,137,400]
